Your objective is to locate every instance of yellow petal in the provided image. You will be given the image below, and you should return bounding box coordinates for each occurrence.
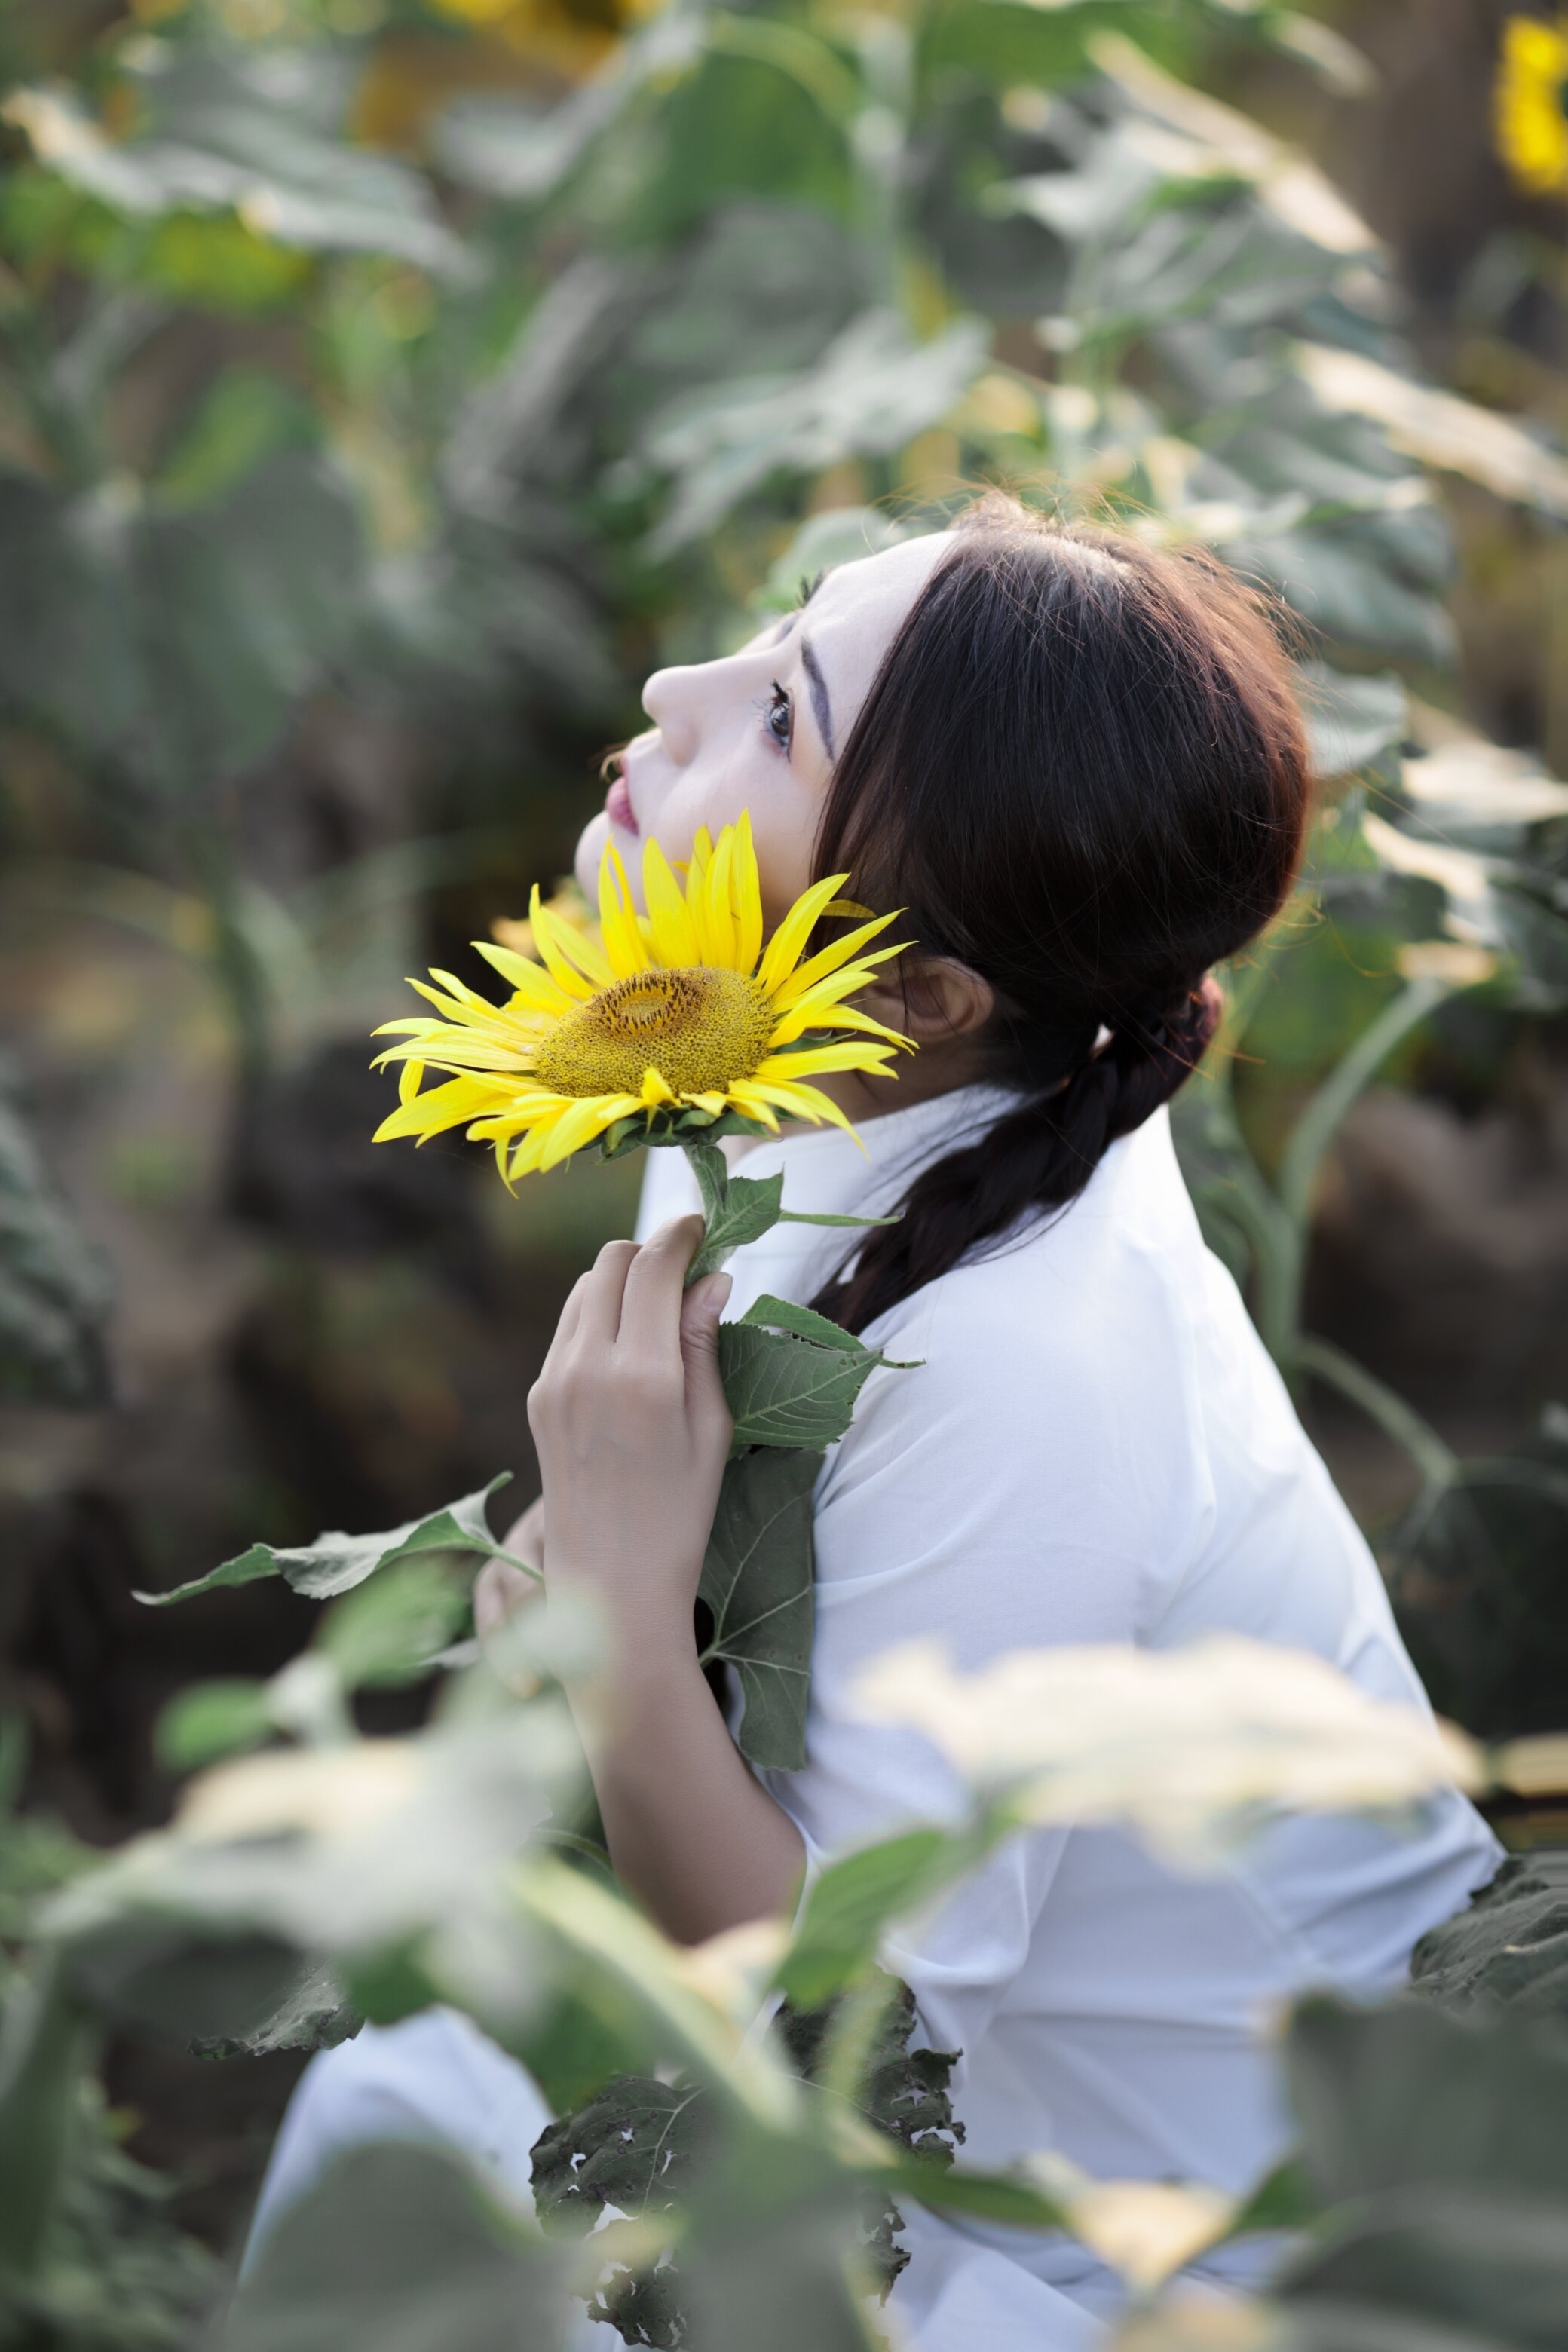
[426,965,495,1010]
[724,1083,782,1133]
[471,939,583,1011]
[528,887,596,1000]
[599,841,651,976]
[693,825,737,969]
[740,1077,865,1143]
[768,912,903,1009]
[398,1058,425,1104]
[768,1001,913,1049]
[641,1067,675,1107]
[507,1122,556,1182]
[756,873,853,997]
[373,1075,507,1144]
[539,1094,639,1171]
[754,1041,900,1081]
[642,837,702,968]
[731,811,764,976]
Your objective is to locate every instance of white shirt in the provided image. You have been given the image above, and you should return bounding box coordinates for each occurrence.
[637,1086,1499,2332]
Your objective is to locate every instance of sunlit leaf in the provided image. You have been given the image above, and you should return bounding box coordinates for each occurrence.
[853,1635,1484,1865]
[134,1475,513,1607]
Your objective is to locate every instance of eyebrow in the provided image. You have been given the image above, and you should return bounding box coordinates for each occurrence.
[798,634,835,759]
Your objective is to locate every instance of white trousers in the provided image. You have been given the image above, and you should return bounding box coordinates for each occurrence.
[247,2008,1117,2350]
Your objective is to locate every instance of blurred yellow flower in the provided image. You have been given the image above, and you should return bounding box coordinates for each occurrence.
[490,876,602,965]
[373,816,910,1179]
[1496,16,1568,197]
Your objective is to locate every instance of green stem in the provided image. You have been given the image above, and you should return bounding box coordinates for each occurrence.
[1276,977,1451,1233]
[682,1138,730,1288]
[0,1955,90,2284]
[1295,1335,1458,1493]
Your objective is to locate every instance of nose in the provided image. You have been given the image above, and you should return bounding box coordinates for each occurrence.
[641,663,701,767]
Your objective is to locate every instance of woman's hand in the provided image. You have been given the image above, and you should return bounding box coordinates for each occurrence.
[527,1214,733,1676]
[473,1496,544,1644]
[523,1213,802,1941]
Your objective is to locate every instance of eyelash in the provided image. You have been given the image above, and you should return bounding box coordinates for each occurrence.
[761,680,793,754]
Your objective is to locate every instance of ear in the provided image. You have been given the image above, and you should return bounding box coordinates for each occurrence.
[862,954,994,1043]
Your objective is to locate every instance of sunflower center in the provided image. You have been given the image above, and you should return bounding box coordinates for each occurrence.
[533,966,776,1101]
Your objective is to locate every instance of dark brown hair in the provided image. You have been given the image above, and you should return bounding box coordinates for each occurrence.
[808,497,1311,1335]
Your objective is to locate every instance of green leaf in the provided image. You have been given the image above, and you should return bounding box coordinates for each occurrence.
[739,1293,867,1352]
[891,2158,1073,2236]
[688,1167,787,1279]
[228,2144,571,2352]
[1285,1995,1568,2207]
[1277,2183,1568,2350]
[133,1474,513,1607]
[776,1977,963,2298]
[699,1448,820,1770]
[720,1325,881,1450]
[534,2075,711,2237]
[1298,661,1409,780]
[776,1817,1010,2009]
[155,1677,273,1773]
[1223,2153,1323,2240]
[754,508,912,614]
[643,308,988,553]
[188,1958,359,2062]
[0,1055,112,1408]
[0,1958,90,2282]
[1409,1851,1568,2025]
[315,1557,473,1690]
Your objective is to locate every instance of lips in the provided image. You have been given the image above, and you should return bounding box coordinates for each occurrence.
[605,765,639,836]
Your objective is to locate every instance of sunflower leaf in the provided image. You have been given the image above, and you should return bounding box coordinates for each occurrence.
[699,1446,820,1769]
[688,1169,787,1281]
[738,1293,865,1352]
[720,1324,882,1450]
[133,1475,513,1608]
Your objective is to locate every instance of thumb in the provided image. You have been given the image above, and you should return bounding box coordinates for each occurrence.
[679,1270,732,1391]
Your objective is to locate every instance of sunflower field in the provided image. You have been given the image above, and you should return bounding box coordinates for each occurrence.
[2,0,1568,2344]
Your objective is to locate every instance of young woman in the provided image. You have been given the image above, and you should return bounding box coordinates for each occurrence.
[250,500,1499,2345]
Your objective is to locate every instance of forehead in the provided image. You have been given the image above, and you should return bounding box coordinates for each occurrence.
[802,532,951,680]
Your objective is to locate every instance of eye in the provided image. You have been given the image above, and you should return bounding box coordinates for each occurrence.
[764,681,793,752]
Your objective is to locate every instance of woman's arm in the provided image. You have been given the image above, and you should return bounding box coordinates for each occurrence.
[525,1214,805,1944]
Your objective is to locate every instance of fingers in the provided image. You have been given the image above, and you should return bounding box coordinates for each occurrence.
[538,1271,590,1386]
[679,1269,733,1419]
[473,1554,540,1640]
[617,1214,706,1360]
[501,1493,545,1568]
[574,1237,640,1347]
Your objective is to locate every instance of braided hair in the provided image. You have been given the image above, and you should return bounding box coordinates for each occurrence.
[809,500,1310,1337]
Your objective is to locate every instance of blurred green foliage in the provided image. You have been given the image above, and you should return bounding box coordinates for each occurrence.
[4,0,1568,2341]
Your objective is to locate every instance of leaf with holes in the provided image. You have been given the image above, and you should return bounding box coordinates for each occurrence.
[720,1325,881,1451]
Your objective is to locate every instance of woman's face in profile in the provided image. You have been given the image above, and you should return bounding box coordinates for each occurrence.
[574,532,947,925]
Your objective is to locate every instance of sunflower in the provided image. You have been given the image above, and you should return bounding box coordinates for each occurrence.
[1496,16,1568,198]
[372,816,911,1181]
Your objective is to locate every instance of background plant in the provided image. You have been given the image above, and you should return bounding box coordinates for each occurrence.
[2,0,1567,2331]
